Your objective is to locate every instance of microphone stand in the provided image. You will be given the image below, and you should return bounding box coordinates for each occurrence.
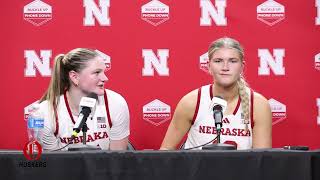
[202,97,236,150]
[202,124,236,150]
[82,122,88,145]
[216,127,221,144]
[68,122,100,151]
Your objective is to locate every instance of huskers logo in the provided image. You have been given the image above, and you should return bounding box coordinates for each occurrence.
[142,49,169,76]
[24,50,52,77]
[23,140,42,160]
[83,0,111,26]
[200,0,227,26]
[258,49,285,76]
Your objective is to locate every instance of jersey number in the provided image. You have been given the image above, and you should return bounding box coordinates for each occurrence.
[100,124,106,128]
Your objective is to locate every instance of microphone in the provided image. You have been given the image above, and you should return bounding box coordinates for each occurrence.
[211,96,226,131]
[72,93,98,137]
[213,104,223,131]
[210,96,227,143]
[201,96,235,150]
[210,96,227,127]
[210,96,227,111]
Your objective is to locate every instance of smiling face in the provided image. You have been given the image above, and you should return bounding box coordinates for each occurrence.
[208,47,244,88]
[76,56,108,96]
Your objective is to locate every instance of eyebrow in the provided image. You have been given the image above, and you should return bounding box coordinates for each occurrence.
[212,57,240,60]
[94,68,105,72]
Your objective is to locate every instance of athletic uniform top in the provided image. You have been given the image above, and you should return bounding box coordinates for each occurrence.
[184,84,254,150]
[38,89,130,150]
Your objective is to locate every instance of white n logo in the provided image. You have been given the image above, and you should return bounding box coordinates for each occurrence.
[83,0,110,26]
[317,98,320,125]
[24,50,52,77]
[258,49,285,75]
[200,0,227,26]
[316,0,320,25]
[142,49,169,76]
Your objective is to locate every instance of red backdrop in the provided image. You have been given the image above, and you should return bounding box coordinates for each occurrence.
[1,0,319,150]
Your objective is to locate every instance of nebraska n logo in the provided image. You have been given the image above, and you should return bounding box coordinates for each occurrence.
[258,49,285,76]
[142,49,169,76]
[200,0,227,26]
[83,0,110,26]
[24,50,52,77]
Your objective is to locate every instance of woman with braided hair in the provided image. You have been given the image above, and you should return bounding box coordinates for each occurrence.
[160,37,272,150]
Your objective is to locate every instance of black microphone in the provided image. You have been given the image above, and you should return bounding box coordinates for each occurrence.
[201,96,236,150]
[213,101,223,131]
[210,96,227,143]
[72,93,98,137]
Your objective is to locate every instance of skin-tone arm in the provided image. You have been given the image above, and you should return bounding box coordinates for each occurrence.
[110,137,129,150]
[252,92,272,148]
[160,90,198,150]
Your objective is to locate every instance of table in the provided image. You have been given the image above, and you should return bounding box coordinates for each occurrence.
[0,149,319,180]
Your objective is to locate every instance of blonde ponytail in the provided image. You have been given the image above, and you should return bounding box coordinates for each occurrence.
[40,54,65,104]
[238,76,250,129]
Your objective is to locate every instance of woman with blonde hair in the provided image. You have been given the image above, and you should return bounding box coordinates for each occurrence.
[38,48,130,150]
[160,37,272,150]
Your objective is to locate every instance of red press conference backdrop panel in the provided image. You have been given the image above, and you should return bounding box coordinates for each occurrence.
[0,0,319,150]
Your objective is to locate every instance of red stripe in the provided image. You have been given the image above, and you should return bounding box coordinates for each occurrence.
[53,100,59,137]
[209,84,213,100]
[233,96,241,115]
[104,90,112,128]
[191,88,201,125]
[64,91,75,124]
[250,89,254,129]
